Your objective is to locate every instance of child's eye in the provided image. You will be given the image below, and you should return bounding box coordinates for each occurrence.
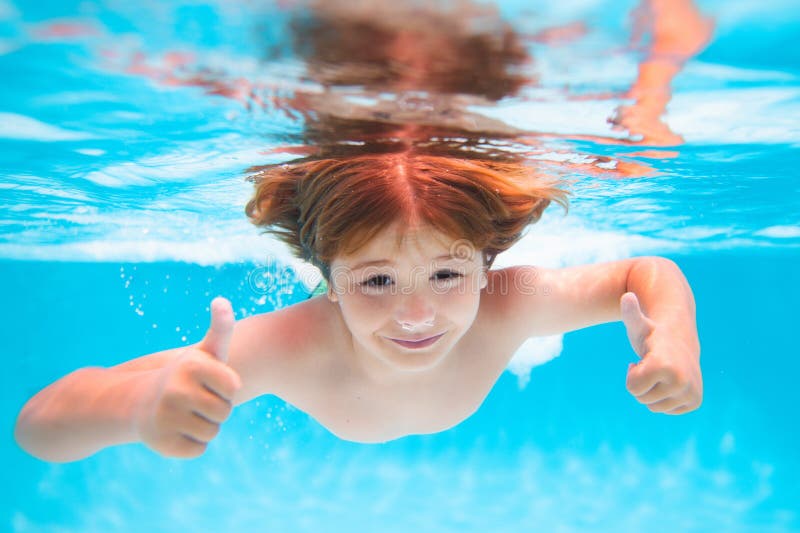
[359,271,463,291]
[361,274,393,288]
[434,270,462,281]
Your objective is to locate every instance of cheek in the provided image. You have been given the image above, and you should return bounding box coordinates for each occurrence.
[339,294,389,333]
[439,286,481,324]
[459,294,482,322]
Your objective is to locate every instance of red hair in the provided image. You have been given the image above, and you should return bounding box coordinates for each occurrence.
[245,152,569,279]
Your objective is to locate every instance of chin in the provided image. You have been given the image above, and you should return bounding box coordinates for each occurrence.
[385,352,447,372]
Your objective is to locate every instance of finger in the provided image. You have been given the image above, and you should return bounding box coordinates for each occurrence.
[198,297,235,362]
[177,413,221,444]
[645,396,685,414]
[620,292,655,357]
[625,359,661,397]
[634,381,674,405]
[191,360,242,402]
[168,435,208,459]
[192,388,234,424]
[190,413,222,443]
[666,405,692,415]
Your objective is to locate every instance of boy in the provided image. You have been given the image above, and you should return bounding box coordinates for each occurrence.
[15,152,702,462]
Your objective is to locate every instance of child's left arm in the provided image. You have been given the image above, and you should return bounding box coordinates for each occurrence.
[501,256,701,414]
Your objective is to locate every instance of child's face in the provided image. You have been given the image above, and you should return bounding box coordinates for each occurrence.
[328,220,488,375]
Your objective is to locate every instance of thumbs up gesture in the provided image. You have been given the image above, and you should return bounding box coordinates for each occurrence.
[135,297,242,458]
[621,292,702,415]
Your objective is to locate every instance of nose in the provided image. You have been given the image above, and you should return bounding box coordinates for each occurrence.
[394,293,436,332]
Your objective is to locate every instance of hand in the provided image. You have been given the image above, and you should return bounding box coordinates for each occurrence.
[608,103,684,147]
[135,297,242,458]
[621,292,702,414]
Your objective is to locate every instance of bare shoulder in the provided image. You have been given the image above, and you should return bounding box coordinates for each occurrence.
[471,266,528,341]
[228,296,340,405]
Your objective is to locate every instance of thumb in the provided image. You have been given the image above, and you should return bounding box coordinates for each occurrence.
[620,292,654,358]
[198,296,235,362]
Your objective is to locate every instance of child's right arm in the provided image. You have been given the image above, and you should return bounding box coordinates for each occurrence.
[15,297,257,462]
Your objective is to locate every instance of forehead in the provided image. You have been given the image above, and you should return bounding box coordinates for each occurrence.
[379,222,453,252]
[341,222,456,262]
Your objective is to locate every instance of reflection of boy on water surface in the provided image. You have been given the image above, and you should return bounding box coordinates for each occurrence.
[281,0,711,151]
[15,0,708,462]
[122,0,711,170]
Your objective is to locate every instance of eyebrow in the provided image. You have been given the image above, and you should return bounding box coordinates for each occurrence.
[349,254,460,271]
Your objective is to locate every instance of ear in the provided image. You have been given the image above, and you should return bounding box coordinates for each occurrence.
[327,286,339,302]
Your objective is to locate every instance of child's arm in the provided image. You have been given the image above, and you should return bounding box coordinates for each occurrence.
[500,256,701,414]
[14,296,314,462]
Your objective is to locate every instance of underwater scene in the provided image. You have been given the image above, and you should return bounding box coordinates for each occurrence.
[1,0,799,531]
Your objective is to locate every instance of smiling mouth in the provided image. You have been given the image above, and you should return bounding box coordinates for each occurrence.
[388,333,446,349]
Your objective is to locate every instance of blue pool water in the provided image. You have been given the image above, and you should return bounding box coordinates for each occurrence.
[1,0,799,531]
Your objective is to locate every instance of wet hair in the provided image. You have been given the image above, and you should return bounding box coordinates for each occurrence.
[245,149,569,280]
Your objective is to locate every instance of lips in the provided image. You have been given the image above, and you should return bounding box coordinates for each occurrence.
[388,332,446,349]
